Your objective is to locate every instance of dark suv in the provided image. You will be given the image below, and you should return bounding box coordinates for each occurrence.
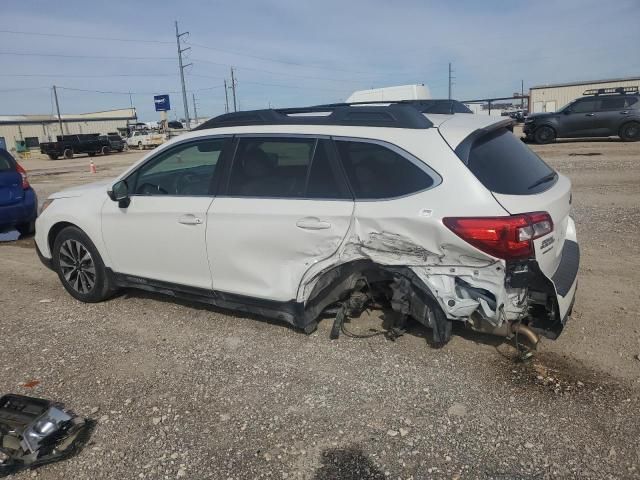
[524,87,640,143]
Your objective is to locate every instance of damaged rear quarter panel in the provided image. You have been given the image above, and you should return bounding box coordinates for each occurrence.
[298,129,525,325]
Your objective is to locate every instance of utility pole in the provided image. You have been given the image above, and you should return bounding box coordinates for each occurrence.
[175,21,191,128]
[192,92,198,124]
[224,79,229,113]
[230,67,237,112]
[52,85,63,135]
[448,62,454,100]
[521,79,525,109]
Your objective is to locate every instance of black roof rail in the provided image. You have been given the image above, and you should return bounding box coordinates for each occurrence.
[583,86,638,96]
[194,103,434,131]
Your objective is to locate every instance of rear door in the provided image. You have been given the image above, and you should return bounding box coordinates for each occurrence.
[457,128,576,318]
[206,136,354,302]
[0,150,23,208]
[595,96,628,135]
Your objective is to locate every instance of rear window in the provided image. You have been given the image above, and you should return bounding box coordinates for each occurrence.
[466,129,556,195]
[0,150,14,171]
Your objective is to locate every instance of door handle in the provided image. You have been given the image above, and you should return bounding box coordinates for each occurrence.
[296,217,331,230]
[178,214,203,225]
[585,113,595,116]
[620,111,629,114]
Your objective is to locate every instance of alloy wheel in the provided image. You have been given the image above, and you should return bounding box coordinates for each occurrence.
[59,239,96,294]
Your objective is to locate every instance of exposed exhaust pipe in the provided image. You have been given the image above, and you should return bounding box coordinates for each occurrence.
[511,322,540,348]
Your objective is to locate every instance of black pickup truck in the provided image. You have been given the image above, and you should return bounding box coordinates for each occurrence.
[40,134,111,160]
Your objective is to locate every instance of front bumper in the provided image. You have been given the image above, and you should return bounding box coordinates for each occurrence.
[36,242,54,271]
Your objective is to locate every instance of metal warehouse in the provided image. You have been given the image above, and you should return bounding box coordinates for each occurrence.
[529,76,640,113]
[0,108,137,153]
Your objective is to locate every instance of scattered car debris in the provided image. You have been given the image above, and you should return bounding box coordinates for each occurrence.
[0,394,91,476]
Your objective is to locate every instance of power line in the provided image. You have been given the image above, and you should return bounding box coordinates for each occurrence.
[0,29,173,45]
[0,72,176,78]
[56,86,224,95]
[0,51,175,61]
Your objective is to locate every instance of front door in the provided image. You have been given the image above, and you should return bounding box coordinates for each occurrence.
[560,97,600,137]
[102,137,229,289]
[206,136,354,302]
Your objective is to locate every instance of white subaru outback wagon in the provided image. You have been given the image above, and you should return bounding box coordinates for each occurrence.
[35,102,579,346]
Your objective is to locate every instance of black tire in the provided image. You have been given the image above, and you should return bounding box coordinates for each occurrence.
[63,148,73,159]
[138,142,144,150]
[619,121,640,142]
[101,146,110,155]
[534,125,556,144]
[16,220,35,237]
[48,154,59,160]
[52,226,115,303]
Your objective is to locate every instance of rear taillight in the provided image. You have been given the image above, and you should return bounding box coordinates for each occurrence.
[15,163,29,189]
[443,212,553,260]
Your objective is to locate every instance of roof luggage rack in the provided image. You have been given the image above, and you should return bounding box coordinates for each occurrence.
[194,103,435,131]
[583,86,638,96]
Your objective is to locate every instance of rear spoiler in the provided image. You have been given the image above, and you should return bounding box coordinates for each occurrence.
[453,118,515,165]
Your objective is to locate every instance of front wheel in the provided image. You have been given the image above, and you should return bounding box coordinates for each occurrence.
[534,126,556,144]
[620,122,640,142]
[101,146,110,155]
[52,226,115,303]
[63,148,74,159]
[138,142,144,150]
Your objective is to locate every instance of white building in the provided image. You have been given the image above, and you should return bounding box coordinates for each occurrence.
[529,76,640,113]
[0,108,137,153]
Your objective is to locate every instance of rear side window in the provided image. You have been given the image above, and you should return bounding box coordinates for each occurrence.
[465,129,556,195]
[0,150,14,171]
[227,137,348,199]
[625,97,638,108]
[335,140,435,199]
[599,97,626,111]
[229,137,314,198]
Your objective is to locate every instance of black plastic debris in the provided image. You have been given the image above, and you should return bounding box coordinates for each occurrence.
[0,394,92,476]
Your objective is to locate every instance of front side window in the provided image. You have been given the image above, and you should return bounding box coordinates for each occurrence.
[132,139,224,196]
[335,140,435,199]
[571,99,599,113]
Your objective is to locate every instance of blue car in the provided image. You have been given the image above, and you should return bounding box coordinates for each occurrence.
[0,148,37,236]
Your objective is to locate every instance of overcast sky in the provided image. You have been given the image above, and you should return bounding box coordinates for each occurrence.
[1,0,638,121]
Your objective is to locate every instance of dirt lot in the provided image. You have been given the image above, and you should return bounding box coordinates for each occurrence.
[1,139,639,479]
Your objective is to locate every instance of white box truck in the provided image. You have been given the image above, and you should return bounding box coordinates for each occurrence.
[346,84,431,103]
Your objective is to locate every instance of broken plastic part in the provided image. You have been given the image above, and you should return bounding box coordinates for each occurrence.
[0,394,91,477]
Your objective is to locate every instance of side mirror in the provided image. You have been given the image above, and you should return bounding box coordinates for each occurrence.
[107,180,130,208]
[563,109,571,115]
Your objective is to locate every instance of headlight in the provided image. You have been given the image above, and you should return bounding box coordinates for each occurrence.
[40,198,55,214]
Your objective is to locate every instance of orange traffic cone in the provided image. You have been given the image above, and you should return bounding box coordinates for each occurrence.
[90,161,97,174]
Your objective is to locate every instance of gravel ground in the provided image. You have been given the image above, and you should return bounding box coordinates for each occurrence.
[1,139,639,479]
